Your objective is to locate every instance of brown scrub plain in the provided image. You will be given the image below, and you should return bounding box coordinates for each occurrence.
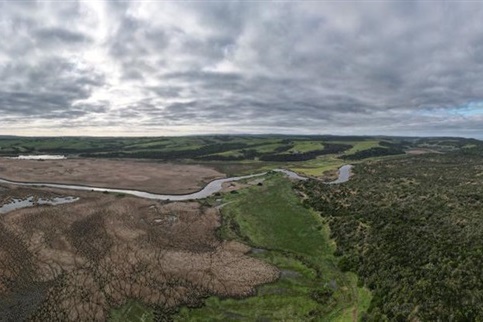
[0,158,224,194]
[0,184,278,320]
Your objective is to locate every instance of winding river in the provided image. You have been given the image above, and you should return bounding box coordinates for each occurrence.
[327,165,352,184]
[0,165,352,202]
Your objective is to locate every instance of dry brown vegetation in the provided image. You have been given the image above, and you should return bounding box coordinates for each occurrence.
[0,185,278,321]
[405,148,442,155]
[0,158,224,194]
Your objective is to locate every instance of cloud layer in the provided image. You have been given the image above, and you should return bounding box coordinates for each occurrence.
[1,1,483,137]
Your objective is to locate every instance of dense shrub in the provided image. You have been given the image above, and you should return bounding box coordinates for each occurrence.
[299,153,483,321]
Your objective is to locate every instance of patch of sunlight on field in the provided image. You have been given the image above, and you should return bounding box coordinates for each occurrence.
[252,142,285,153]
[287,141,324,153]
[288,156,344,177]
[291,165,337,176]
[344,140,381,155]
[215,149,244,157]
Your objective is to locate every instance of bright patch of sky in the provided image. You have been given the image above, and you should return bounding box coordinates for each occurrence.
[452,102,483,116]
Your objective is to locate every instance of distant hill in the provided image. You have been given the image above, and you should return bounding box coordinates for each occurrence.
[0,135,480,162]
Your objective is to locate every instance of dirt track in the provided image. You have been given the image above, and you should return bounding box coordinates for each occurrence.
[0,186,278,320]
[0,158,224,194]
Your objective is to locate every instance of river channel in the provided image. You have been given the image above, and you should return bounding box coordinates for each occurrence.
[0,196,79,214]
[0,166,352,201]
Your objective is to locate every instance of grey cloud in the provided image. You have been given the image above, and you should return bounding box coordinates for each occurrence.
[1,1,483,137]
[34,27,91,44]
[0,57,104,118]
[148,86,182,99]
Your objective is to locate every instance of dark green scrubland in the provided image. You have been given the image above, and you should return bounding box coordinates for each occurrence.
[299,152,483,321]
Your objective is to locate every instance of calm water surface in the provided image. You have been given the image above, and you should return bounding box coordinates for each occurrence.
[0,196,79,214]
[9,155,66,160]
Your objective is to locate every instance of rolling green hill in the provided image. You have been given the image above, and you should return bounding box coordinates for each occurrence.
[2,135,480,178]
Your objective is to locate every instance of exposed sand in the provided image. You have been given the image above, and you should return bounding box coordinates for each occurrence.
[0,158,225,194]
[0,186,278,321]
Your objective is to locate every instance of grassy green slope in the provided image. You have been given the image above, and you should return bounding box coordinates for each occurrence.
[287,141,324,153]
[110,301,155,322]
[343,140,381,155]
[175,174,371,321]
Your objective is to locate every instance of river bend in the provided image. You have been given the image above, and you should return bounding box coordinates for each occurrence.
[0,166,352,201]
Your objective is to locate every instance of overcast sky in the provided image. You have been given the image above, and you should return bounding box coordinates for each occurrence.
[1,1,483,137]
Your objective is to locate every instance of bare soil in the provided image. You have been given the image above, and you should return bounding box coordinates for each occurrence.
[0,186,278,321]
[0,158,224,194]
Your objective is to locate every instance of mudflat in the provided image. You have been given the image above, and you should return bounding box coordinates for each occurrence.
[0,158,224,194]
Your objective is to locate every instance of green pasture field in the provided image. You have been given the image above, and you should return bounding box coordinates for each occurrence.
[175,174,371,321]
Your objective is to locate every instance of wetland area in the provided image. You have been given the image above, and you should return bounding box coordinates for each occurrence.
[0,145,357,321]
[0,156,352,201]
